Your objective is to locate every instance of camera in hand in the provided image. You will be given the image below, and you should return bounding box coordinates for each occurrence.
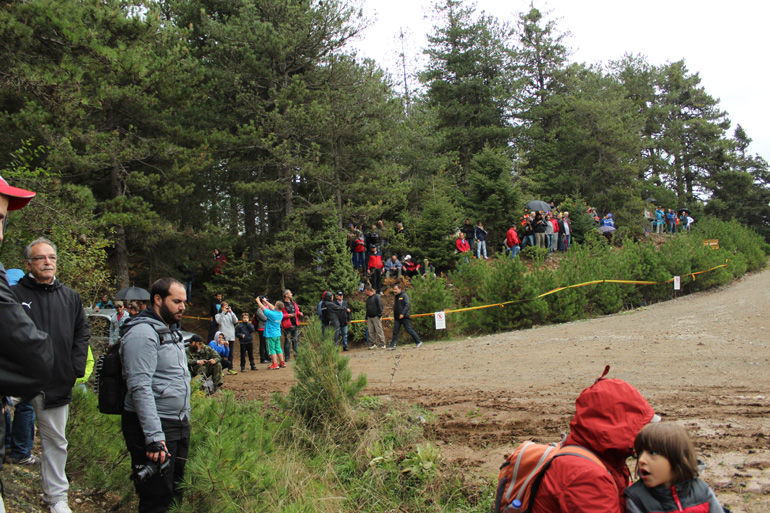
[131,442,171,482]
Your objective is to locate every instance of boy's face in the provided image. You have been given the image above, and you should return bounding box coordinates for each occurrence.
[242,314,249,322]
[218,334,225,344]
[637,450,674,488]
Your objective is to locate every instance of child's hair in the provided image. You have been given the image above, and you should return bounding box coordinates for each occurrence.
[275,301,284,310]
[634,423,699,483]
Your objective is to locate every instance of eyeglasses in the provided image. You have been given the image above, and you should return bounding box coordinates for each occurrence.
[28,255,57,263]
[116,306,124,309]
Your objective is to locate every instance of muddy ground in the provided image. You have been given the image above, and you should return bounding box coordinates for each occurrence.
[6,268,769,512]
[222,267,770,513]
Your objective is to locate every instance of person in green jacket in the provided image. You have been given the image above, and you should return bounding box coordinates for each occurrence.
[186,335,223,387]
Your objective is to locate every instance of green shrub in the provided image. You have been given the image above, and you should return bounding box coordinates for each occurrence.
[347,299,366,346]
[547,255,589,323]
[448,259,487,307]
[692,217,769,271]
[67,391,134,503]
[274,320,367,434]
[409,274,456,340]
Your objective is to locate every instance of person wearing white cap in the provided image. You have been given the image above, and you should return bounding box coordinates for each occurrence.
[402,255,420,278]
[0,176,54,513]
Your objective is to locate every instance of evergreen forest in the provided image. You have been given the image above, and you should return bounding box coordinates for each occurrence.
[2,0,769,304]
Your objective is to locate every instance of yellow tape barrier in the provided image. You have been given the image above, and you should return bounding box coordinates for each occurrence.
[183,259,729,325]
[348,258,730,323]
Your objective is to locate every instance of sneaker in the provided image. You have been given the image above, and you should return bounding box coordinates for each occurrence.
[415,342,422,348]
[241,367,246,373]
[269,364,280,370]
[279,362,286,368]
[368,346,374,350]
[343,346,349,352]
[251,366,257,371]
[11,454,38,465]
[50,502,73,513]
[227,369,238,375]
[387,346,396,351]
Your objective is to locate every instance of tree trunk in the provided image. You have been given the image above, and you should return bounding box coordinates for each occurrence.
[115,226,130,288]
[111,164,130,288]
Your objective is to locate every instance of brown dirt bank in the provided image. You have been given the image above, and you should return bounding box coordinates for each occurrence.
[226,266,770,513]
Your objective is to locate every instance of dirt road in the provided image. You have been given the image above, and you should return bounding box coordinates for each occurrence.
[230,267,770,513]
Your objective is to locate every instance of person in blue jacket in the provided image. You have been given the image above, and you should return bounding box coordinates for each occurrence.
[209,331,236,374]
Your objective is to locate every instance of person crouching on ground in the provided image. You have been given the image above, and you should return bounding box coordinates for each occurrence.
[209,331,237,375]
[187,335,223,387]
[255,296,286,370]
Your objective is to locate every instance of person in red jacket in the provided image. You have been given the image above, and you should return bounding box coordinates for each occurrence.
[367,245,384,294]
[352,230,366,270]
[280,289,303,362]
[531,367,659,513]
[505,223,521,260]
[456,232,471,264]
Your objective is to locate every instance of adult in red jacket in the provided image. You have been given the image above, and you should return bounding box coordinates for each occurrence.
[505,224,521,260]
[531,367,658,513]
[456,232,471,253]
[280,289,303,361]
[456,232,471,264]
[367,246,384,294]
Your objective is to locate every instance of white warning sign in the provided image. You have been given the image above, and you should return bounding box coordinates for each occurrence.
[434,311,446,330]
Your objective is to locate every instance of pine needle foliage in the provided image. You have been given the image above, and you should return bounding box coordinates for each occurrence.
[274,320,367,435]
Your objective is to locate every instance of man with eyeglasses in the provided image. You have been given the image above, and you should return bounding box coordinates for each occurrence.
[11,237,90,513]
[0,176,54,513]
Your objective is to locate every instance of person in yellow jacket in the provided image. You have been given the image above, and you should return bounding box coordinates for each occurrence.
[75,346,94,389]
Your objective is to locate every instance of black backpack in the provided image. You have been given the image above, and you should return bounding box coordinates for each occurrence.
[94,319,177,415]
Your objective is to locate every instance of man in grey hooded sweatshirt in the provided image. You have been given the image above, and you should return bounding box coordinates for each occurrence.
[120,277,190,513]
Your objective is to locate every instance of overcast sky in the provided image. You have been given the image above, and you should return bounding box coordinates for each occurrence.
[348,0,769,161]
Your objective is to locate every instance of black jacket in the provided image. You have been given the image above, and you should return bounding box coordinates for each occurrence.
[12,274,90,408]
[335,300,350,327]
[365,293,383,318]
[0,265,54,398]
[283,300,299,327]
[393,291,412,319]
[625,478,724,513]
[235,321,255,343]
[460,223,475,241]
[321,292,343,328]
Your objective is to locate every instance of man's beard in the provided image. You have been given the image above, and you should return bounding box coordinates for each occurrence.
[159,302,180,325]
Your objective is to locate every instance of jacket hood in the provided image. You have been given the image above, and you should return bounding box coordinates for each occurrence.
[568,369,655,457]
[120,308,166,335]
[212,331,225,345]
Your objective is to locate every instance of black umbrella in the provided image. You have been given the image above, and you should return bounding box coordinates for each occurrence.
[525,200,551,212]
[115,286,151,301]
[677,207,691,215]
[645,197,657,203]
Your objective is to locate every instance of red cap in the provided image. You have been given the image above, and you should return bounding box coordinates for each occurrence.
[0,175,35,211]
